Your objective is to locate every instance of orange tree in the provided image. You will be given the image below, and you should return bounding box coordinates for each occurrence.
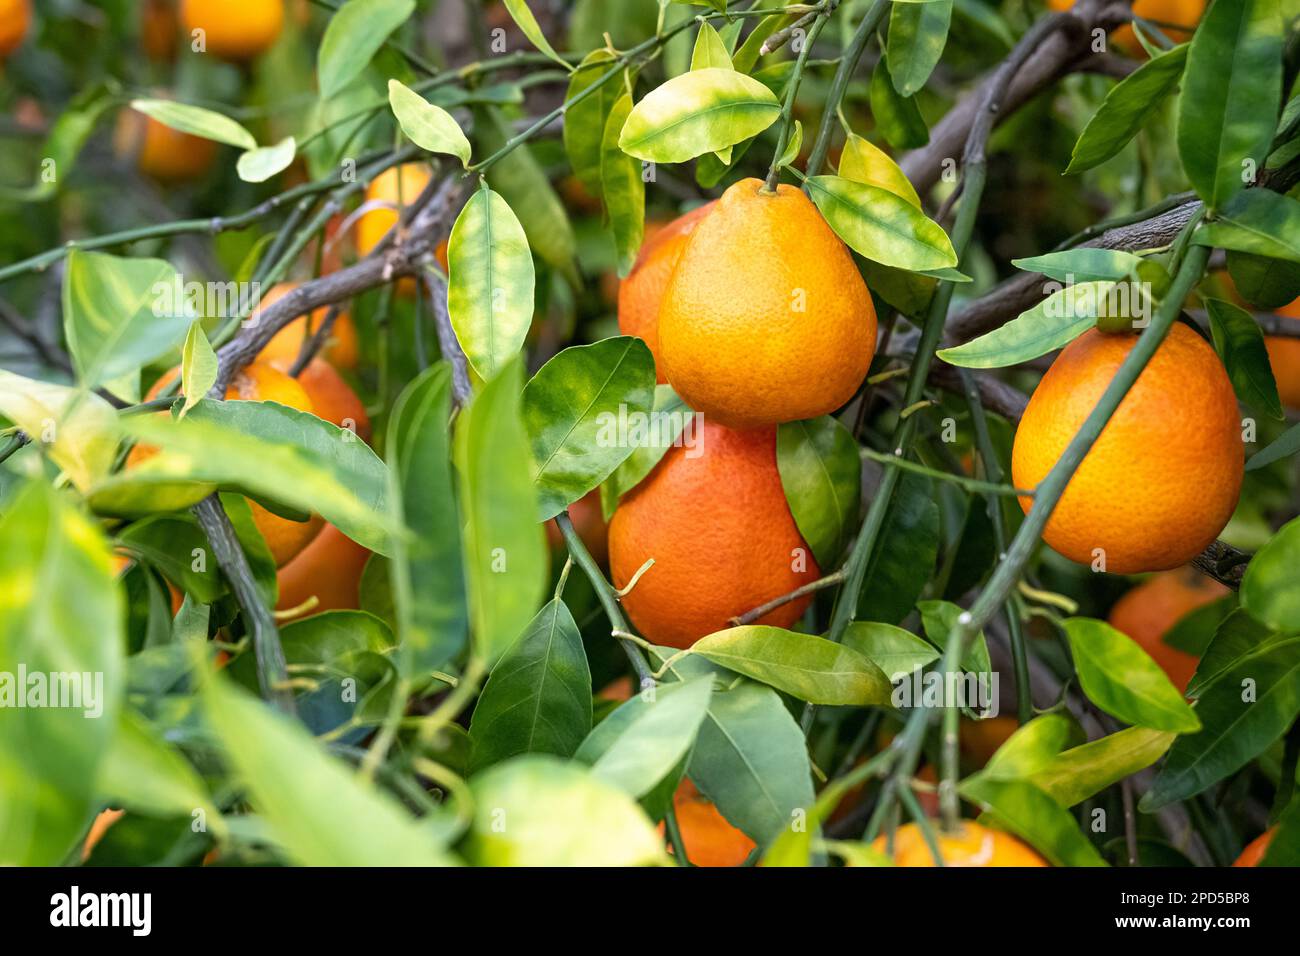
[1,0,1298,869]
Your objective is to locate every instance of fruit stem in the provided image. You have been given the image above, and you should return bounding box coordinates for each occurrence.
[763,3,835,192]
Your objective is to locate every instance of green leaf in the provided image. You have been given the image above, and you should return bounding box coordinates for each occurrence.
[958,777,1107,866]
[1194,189,1300,263]
[691,21,733,70]
[1240,515,1300,631]
[0,482,124,866]
[116,514,225,604]
[837,133,921,207]
[602,92,645,278]
[236,136,297,184]
[388,80,472,167]
[63,251,191,394]
[1175,0,1282,210]
[1011,248,1143,283]
[522,336,655,521]
[501,0,572,70]
[200,662,453,866]
[1186,608,1274,698]
[128,98,256,150]
[1062,617,1201,732]
[858,472,940,625]
[0,370,118,493]
[178,322,216,420]
[97,710,221,827]
[386,364,468,676]
[1206,297,1284,418]
[936,281,1110,368]
[618,68,781,163]
[1247,420,1300,472]
[563,50,621,194]
[600,384,690,510]
[115,399,394,554]
[776,416,861,567]
[776,120,803,169]
[468,599,592,772]
[575,677,713,798]
[1025,726,1175,808]
[887,0,952,97]
[691,626,894,706]
[842,621,940,680]
[1065,44,1188,174]
[447,186,535,380]
[982,713,1081,779]
[317,0,417,100]
[454,358,548,667]
[465,755,664,865]
[805,175,956,271]
[1225,249,1300,309]
[1142,635,1300,809]
[732,11,790,73]
[918,599,992,676]
[0,83,114,202]
[656,651,814,846]
[869,53,929,150]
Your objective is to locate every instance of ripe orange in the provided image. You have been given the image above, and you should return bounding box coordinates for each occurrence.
[253,282,360,370]
[617,203,716,384]
[116,110,217,184]
[1046,0,1204,52]
[1232,827,1275,867]
[0,0,31,58]
[131,362,324,566]
[180,0,284,61]
[356,163,434,296]
[607,420,819,648]
[960,715,1020,767]
[275,522,370,620]
[141,0,178,62]
[1264,336,1300,410]
[545,488,609,565]
[664,779,756,867]
[658,178,877,428]
[1011,324,1243,574]
[290,357,371,443]
[872,821,1049,867]
[1107,567,1228,691]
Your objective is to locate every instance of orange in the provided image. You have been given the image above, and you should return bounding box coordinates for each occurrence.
[658,178,877,428]
[1264,336,1300,410]
[131,363,324,567]
[960,715,1020,767]
[608,420,819,648]
[290,357,372,443]
[180,0,284,61]
[872,821,1049,867]
[617,203,716,384]
[1107,567,1228,691]
[141,0,178,61]
[1046,0,1204,53]
[664,779,756,867]
[82,808,125,861]
[116,110,217,184]
[253,281,360,370]
[1011,324,1243,574]
[544,489,609,565]
[1232,827,1276,867]
[597,675,634,702]
[275,523,370,620]
[0,0,31,58]
[357,163,434,296]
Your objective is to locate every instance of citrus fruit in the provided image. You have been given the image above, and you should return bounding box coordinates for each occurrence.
[141,0,178,61]
[1264,336,1300,410]
[664,779,756,867]
[289,357,371,443]
[275,522,370,620]
[1011,324,1243,574]
[131,362,324,566]
[115,110,217,184]
[0,0,31,58]
[607,420,819,648]
[872,821,1049,866]
[616,203,715,384]
[1046,0,1204,53]
[180,0,284,61]
[658,178,877,428]
[1107,567,1228,691]
[253,281,360,370]
[1232,827,1276,867]
[960,715,1020,767]
[356,163,434,291]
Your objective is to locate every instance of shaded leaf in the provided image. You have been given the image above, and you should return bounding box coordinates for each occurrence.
[318,0,417,100]
[776,415,861,567]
